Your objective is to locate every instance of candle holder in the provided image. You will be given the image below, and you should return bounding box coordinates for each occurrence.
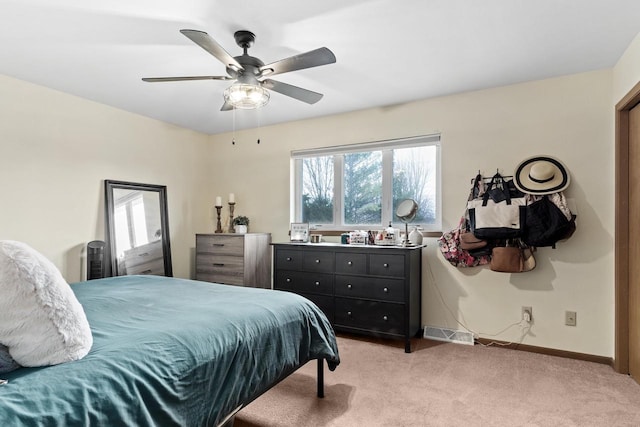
[214,206,223,233]
[228,202,236,233]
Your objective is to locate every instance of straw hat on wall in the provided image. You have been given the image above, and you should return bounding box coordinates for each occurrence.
[514,156,570,195]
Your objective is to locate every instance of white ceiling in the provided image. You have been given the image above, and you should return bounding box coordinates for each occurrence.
[2,0,640,135]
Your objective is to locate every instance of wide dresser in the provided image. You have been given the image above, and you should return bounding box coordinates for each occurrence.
[272,242,423,352]
[196,233,271,288]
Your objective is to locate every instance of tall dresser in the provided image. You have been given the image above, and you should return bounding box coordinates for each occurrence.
[273,242,423,352]
[196,233,271,288]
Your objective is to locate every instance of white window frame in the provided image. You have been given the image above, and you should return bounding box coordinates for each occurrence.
[291,134,442,232]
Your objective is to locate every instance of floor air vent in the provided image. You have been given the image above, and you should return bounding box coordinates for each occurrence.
[423,325,475,346]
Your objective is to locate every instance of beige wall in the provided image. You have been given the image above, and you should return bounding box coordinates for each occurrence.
[0,75,212,281]
[613,31,640,103]
[209,69,615,356]
[4,35,638,357]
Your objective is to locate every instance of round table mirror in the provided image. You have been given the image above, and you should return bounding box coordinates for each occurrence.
[396,199,418,246]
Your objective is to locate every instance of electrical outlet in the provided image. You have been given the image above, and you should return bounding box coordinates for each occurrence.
[522,306,532,323]
[565,311,577,326]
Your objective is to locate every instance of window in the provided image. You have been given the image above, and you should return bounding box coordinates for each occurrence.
[113,193,150,257]
[292,134,441,232]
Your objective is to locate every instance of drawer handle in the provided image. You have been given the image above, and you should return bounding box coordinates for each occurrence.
[347,284,352,289]
[141,269,152,274]
[286,278,292,283]
[213,243,225,247]
[286,257,292,261]
[383,315,389,321]
[347,311,352,317]
[347,261,353,266]
[315,281,320,286]
[213,263,225,267]
[315,259,321,264]
[137,252,149,257]
[383,287,389,293]
[383,263,389,268]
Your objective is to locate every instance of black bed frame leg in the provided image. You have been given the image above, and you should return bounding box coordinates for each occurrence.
[317,358,325,398]
[405,338,412,353]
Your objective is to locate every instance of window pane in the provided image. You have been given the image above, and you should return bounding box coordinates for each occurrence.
[132,197,149,246]
[302,156,334,224]
[393,146,437,225]
[344,151,382,225]
[114,205,131,257]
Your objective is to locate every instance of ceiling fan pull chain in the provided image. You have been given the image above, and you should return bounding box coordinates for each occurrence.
[232,106,236,145]
[257,108,261,144]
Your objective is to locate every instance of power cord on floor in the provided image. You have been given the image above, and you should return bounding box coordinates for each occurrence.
[425,260,532,347]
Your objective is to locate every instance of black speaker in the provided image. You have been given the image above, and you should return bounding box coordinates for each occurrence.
[87,240,105,280]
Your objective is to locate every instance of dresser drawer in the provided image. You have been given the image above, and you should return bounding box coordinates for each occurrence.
[335,252,367,275]
[275,271,333,295]
[369,254,405,277]
[196,254,244,286]
[196,254,244,272]
[334,275,404,303]
[125,258,165,276]
[275,249,302,270]
[123,241,163,275]
[334,298,404,335]
[297,292,334,323]
[302,251,335,273]
[196,271,243,286]
[196,235,244,256]
[124,241,162,258]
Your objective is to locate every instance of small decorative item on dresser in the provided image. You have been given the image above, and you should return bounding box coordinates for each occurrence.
[349,230,367,245]
[228,200,236,233]
[233,216,249,234]
[214,202,223,233]
[409,227,423,245]
[290,223,309,242]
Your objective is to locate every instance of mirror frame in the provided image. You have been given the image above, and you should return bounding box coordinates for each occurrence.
[104,180,173,277]
[396,199,418,222]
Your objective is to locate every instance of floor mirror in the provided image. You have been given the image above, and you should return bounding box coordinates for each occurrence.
[104,180,173,277]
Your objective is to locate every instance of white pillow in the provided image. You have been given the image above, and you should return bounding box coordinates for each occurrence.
[0,240,92,367]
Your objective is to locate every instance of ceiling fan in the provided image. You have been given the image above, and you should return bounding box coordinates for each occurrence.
[142,29,336,111]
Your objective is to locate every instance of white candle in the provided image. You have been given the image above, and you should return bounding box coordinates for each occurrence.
[215,196,222,207]
[229,193,235,203]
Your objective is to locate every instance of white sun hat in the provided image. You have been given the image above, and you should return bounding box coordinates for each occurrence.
[514,156,570,195]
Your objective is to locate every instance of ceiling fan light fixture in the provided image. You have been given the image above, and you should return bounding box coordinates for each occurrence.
[223,83,270,109]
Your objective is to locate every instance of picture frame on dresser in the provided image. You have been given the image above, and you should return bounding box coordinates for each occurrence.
[290,222,310,242]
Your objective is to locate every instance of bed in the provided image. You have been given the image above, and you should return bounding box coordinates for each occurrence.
[0,275,340,426]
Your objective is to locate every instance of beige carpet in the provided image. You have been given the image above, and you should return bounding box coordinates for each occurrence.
[234,335,640,427]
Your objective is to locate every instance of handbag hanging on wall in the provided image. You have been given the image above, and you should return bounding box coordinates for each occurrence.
[438,217,491,268]
[438,173,492,267]
[490,245,523,273]
[490,240,536,273]
[467,173,527,239]
[459,229,487,250]
[522,193,575,247]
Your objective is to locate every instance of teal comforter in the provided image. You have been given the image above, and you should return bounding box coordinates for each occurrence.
[0,275,340,426]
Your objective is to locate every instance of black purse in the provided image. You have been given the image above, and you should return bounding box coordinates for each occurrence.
[522,196,574,247]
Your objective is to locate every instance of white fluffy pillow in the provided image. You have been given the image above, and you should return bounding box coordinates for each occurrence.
[0,240,92,367]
